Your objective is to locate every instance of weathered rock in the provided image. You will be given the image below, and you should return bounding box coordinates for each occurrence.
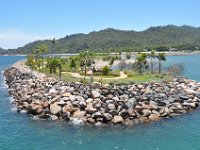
[92,90,101,98]
[50,103,61,114]
[62,105,78,113]
[125,98,136,108]
[87,118,95,123]
[61,92,71,97]
[182,102,198,108]
[42,101,49,108]
[57,100,66,106]
[112,116,124,123]
[69,95,76,101]
[108,103,116,110]
[93,112,102,119]
[62,112,70,121]
[85,104,97,114]
[73,110,86,118]
[142,109,151,117]
[148,114,160,121]
[50,95,61,104]
[103,113,113,121]
[76,95,85,102]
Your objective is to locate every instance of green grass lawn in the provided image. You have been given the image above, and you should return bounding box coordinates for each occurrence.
[99,73,172,84]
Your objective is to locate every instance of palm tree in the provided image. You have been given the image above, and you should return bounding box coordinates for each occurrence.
[46,57,62,79]
[135,53,147,74]
[32,44,48,72]
[69,58,76,72]
[26,54,35,69]
[149,50,156,73]
[156,52,166,74]
[51,38,55,58]
[79,51,95,82]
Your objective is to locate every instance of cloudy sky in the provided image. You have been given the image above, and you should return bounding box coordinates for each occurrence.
[0,0,199,49]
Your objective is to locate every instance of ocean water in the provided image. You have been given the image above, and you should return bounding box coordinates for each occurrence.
[1,55,200,150]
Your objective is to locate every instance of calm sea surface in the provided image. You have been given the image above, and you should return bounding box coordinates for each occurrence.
[0,55,200,150]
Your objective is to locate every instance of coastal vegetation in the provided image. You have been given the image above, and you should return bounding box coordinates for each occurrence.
[25,43,173,84]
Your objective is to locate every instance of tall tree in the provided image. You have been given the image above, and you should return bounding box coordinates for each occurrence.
[156,52,166,74]
[32,44,48,72]
[149,50,156,73]
[51,38,55,58]
[79,51,95,82]
[135,52,147,74]
[46,57,62,79]
[69,58,76,72]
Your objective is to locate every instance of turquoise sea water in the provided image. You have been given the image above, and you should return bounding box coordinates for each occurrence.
[1,55,200,150]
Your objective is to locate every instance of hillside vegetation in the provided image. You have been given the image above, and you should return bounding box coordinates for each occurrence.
[3,25,200,54]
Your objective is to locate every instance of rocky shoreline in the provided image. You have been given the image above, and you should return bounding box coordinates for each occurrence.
[3,61,200,126]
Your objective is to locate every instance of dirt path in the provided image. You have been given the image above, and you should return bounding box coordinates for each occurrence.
[62,71,127,80]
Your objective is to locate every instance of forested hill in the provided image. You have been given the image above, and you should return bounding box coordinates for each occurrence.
[4,25,200,54]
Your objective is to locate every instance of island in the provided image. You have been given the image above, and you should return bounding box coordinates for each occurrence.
[3,51,200,126]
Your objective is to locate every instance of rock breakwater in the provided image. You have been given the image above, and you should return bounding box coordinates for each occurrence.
[3,62,200,126]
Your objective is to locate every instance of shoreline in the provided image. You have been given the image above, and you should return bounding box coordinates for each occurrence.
[3,61,200,126]
[1,51,200,57]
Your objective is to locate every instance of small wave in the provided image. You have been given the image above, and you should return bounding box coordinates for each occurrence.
[95,122,102,127]
[31,116,39,120]
[11,107,17,112]
[9,97,15,103]
[19,110,27,113]
[0,83,8,89]
[70,118,84,125]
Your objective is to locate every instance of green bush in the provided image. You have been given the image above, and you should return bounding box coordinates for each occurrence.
[102,65,110,75]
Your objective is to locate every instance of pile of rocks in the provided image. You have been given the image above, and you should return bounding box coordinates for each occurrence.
[3,63,200,126]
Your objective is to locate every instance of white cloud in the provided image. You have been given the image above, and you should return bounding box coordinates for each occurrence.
[0,29,54,49]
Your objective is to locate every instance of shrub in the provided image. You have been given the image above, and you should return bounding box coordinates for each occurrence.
[102,65,110,75]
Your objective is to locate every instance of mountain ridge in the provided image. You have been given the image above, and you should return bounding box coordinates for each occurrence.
[2,25,200,54]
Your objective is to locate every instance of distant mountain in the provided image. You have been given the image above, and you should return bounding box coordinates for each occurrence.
[0,47,6,55]
[3,25,200,54]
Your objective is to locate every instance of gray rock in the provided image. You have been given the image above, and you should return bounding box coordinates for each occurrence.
[93,112,102,118]
[69,95,76,101]
[76,95,85,102]
[103,113,113,121]
[108,103,116,110]
[125,98,136,108]
[92,90,101,98]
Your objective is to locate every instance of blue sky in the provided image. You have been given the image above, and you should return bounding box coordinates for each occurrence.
[0,0,199,49]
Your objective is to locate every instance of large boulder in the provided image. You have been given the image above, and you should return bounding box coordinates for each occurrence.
[50,103,61,115]
[73,110,86,118]
[148,114,160,121]
[62,105,78,113]
[112,116,124,124]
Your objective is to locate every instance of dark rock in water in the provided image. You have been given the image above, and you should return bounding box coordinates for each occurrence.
[62,112,70,121]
